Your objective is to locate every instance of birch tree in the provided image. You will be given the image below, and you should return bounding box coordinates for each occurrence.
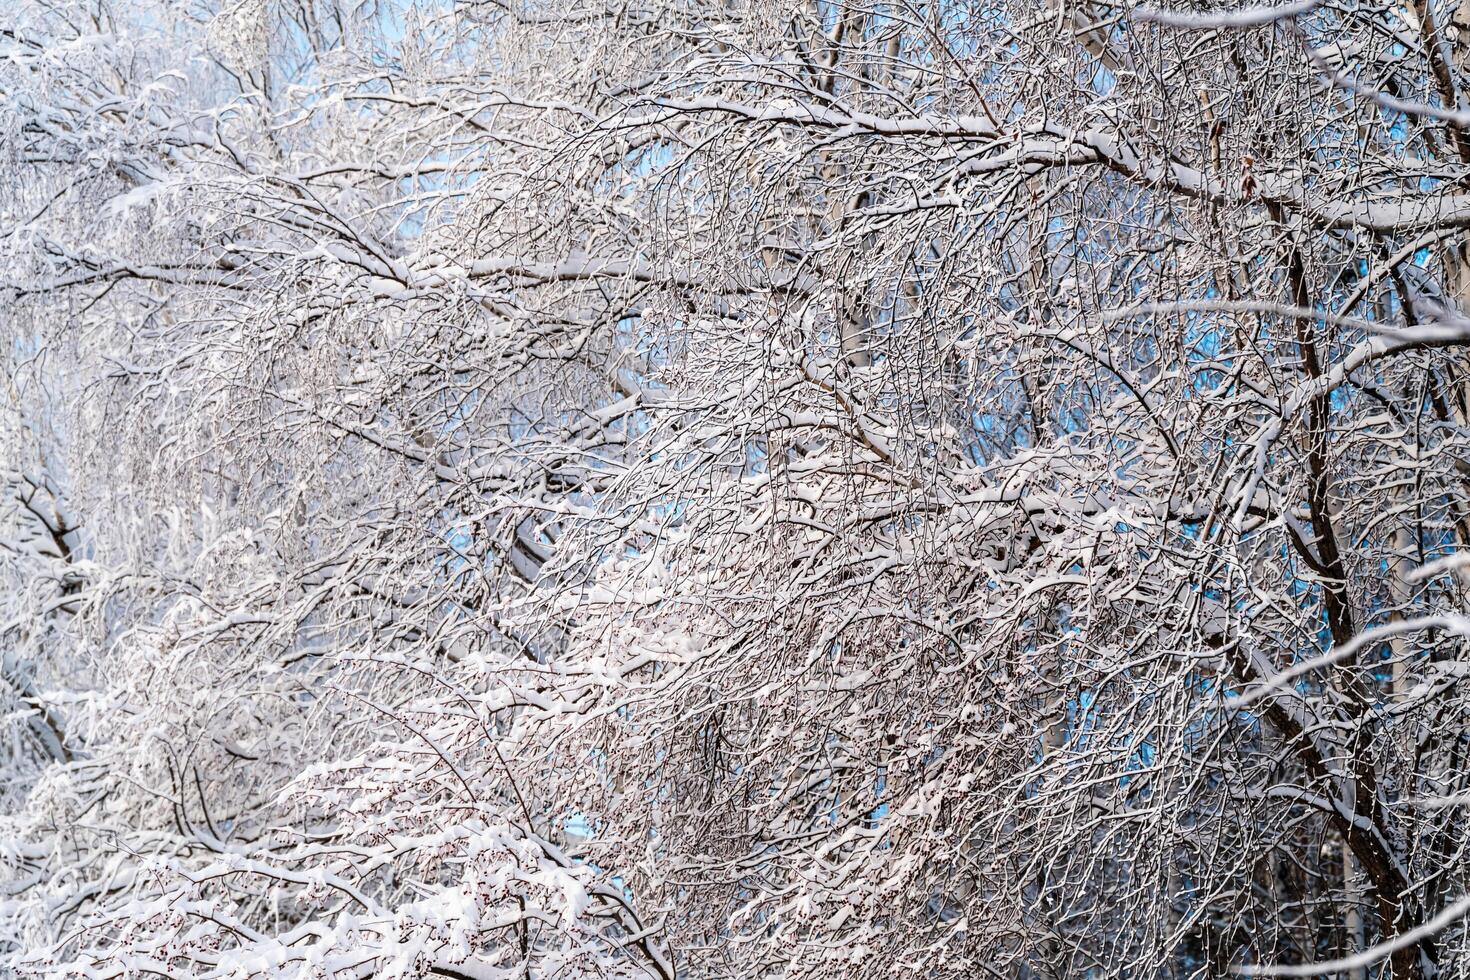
[6,0,1470,978]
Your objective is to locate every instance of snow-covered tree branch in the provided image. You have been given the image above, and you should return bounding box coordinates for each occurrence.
[6,0,1470,977]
